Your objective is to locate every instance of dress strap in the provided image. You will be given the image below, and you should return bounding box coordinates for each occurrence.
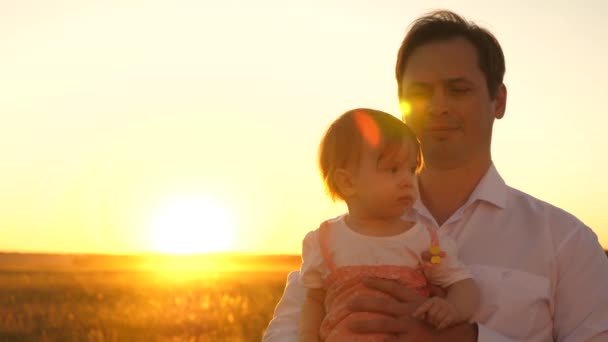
[318,220,337,273]
[409,222,441,271]
[426,224,439,247]
[422,223,446,268]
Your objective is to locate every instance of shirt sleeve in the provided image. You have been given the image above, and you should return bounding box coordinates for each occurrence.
[262,271,306,342]
[298,229,327,289]
[425,234,472,288]
[552,222,608,340]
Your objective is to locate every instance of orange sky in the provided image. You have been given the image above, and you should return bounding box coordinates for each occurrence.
[1,1,607,255]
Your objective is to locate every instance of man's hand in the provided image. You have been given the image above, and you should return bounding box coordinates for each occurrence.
[347,277,477,341]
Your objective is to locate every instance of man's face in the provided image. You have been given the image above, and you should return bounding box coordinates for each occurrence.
[399,37,505,169]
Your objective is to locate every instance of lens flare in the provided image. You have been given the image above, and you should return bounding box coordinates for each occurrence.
[400,100,412,121]
[354,110,380,148]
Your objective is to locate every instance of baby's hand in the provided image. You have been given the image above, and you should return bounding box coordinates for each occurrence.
[411,297,459,330]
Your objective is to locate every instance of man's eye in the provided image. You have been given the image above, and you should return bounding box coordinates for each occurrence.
[451,87,469,94]
[407,92,429,99]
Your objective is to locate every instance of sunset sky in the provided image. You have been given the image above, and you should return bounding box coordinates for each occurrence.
[1,0,607,255]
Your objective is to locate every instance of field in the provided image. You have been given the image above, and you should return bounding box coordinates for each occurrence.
[2,251,607,341]
[0,253,301,342]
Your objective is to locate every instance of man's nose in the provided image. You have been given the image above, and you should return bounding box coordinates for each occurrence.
[427,90,448,117]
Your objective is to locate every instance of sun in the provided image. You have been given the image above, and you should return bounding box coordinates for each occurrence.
[149,196,236,254]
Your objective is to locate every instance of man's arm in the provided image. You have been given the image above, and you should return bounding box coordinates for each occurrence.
[299,288,325,342]
[263,274,518,342]
[552,224,608,340]
[263,271,307,342]
[348,277,517,341]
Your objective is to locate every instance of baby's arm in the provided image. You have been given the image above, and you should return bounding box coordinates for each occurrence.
[298,288,326,342]
[412,278,480,330]
[444,278,480,322]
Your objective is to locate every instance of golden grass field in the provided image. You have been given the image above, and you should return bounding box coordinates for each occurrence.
[0,253,301,342]
[2,251,606,341]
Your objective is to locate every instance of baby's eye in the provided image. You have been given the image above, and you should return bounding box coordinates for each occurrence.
[409,166,417,174]
[390,167,399,174]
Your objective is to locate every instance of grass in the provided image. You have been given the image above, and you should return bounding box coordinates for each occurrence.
[0,253,300,342]
[2,251,606,341]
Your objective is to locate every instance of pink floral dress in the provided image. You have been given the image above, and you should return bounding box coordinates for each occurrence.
[299,215,471,341]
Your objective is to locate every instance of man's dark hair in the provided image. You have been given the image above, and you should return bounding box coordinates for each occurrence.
[395,10,505,100]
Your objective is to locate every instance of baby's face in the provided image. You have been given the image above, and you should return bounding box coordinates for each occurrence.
[353,139,419,217]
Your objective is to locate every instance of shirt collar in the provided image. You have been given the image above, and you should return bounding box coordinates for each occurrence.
[410,163,508,217]
[467,163,508,209]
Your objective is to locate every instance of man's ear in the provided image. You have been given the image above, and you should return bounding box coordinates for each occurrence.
[334,168,356,198]
[494,84,507,120]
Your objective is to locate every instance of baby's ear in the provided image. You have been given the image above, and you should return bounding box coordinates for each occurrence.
[334,168,356,198]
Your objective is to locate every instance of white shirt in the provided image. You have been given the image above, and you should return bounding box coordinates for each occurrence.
[299,217,470,289]
[263,164,608,341]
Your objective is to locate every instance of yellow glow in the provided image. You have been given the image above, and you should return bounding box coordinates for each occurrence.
[149,196,235,254]
[400,100,412,121]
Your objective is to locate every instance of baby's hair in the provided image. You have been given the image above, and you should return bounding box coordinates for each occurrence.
[318,108,421,201]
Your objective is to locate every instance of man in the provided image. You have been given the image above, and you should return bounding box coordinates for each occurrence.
[263,10,608,341]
